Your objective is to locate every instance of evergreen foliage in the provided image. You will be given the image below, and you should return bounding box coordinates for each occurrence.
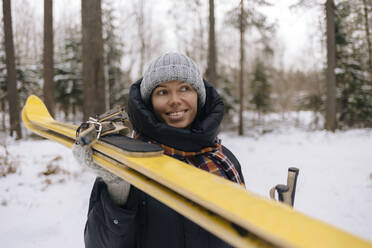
[15,64,41,104]
[54,25,83,120]
[335,1,372,128]
[0,43,7,97]
[0,37,41,106]
[250,58,271,113]
[102,1,128,109]
[2,0,372,131]
[217,69,238,117]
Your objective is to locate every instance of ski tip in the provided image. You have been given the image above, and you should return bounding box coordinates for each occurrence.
[26,94,41,103]
[24,94,53,119]
[25,95,44,110]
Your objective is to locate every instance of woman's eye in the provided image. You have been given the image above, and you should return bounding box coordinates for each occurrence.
[157,89,167,95]
[180,86,190,92]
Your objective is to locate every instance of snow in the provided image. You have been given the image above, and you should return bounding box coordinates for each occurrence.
[1,114,372,246]
[220,129,372,242]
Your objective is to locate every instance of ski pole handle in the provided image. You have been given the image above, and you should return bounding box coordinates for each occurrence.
[270,167,299,207]
[287,167,299,206]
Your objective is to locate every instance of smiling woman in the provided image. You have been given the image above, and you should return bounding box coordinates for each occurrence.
[73,52,245,248]
[151,80,198,128]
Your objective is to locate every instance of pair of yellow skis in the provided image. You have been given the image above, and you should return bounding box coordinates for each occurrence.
[22,95,372,248]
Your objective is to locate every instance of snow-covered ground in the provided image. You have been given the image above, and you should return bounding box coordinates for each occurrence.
[1,113,372,247]
[221,129,372,242]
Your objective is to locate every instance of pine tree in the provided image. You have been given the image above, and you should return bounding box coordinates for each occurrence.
[0,14,40,124]
[54,25,83,121]
[16,63,41,105]
[292,0,372,129]
[102,1,126,109]
[0,36,7,97]
[225,0,275,135]
[250,58,271,114]
[0,36,7,131]
[335,0,372,128]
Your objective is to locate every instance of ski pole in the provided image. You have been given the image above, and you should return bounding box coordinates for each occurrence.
[269,167,299,207]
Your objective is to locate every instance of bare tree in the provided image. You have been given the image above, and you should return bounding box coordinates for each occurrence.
[13,1,41,64]
[129,0,160,76]
[169,0,207,69]
[206,0,217,86]
[188,0,207,66]
[81,0,106,120]
[43,0,55,117]
[225,0,274,135]
[238,0,245,136]
[2,0,22,139]
[136,0,146,75]
[325,0,337,131]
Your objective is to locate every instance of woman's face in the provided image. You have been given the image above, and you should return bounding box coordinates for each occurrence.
[151,80,198,129]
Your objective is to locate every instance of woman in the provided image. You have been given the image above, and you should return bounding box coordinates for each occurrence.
[73,52,245,248]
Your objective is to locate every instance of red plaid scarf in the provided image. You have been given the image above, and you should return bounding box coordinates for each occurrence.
[134,133,244,185]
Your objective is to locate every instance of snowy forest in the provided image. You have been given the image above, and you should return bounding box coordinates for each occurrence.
[1,0,372,247]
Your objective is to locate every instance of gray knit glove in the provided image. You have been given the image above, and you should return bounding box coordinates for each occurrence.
[72,143,131,206]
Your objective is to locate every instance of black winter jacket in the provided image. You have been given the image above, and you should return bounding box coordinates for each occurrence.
[84,79,245,248]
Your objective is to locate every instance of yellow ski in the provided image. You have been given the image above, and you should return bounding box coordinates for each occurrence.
[22,95,372,248]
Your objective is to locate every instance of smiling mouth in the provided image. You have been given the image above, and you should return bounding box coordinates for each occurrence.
[166,110,188,116]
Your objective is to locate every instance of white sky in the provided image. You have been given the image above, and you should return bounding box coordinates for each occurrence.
[259,1,324,70]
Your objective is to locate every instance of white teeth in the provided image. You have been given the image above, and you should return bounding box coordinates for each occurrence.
[168,111,185,116]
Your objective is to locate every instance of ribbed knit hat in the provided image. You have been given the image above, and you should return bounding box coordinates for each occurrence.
[141,52,206,107]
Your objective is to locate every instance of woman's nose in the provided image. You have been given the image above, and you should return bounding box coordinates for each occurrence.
[169,92,182,105]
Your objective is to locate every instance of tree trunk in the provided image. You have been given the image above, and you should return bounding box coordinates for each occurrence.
[197,2,205,65]
[72,103,76,123]
[238,0,245,136]
[207,0,217,86]
[1,100,6,132]
[82,0,106,121]
[43,0,55,117]
[362,0,372,74]
[140,1,146,76]
[2,0,22,139]
[325,0,337,131]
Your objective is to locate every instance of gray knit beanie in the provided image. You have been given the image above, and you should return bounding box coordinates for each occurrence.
[141,52,206,107]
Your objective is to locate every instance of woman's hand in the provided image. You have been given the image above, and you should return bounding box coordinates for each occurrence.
[72,143,131,206]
